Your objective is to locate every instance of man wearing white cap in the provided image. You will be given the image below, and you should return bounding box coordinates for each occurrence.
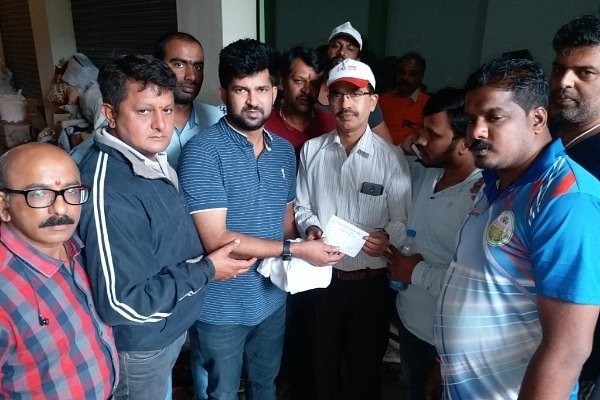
[295,59,411,399]
[327,22,363,65]
[319,21,394,144]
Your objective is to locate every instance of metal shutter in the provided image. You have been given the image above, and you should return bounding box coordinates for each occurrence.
[0,0,42,98]
[71,0,177,68]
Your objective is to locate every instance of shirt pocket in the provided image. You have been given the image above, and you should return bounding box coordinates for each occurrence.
[354,191,388,228]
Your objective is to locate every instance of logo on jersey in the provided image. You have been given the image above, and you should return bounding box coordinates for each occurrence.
[487,211,514,246]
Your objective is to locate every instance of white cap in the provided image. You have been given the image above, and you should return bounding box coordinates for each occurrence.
[328,21,363,50]
[326,59,376,89]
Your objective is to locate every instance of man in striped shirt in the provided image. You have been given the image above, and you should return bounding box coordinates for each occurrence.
[295,59,411,400]
[435,57,600,399]
[0,143,118,399]
[178,38,344,400]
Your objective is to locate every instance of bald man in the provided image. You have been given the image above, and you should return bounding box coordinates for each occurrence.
[0,143,118,399]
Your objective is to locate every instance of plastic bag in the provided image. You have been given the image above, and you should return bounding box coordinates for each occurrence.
[0,90,27,122]
[0,65,14,95]
[62,53,98,93]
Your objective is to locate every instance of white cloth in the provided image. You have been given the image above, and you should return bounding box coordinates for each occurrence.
[258,239,332,294]
[396,159,481,344]
[295,127,411,271]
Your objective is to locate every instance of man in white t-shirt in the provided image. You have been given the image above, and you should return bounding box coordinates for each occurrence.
[386,87,480,400]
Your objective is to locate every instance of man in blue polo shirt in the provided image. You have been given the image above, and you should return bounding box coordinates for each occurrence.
[434,57,600,399]
[178,38,344,400]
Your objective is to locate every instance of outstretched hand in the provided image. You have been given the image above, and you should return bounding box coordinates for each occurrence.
[293,239,345,266]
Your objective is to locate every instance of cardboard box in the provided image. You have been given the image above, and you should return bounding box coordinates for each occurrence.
[0,122,32,149]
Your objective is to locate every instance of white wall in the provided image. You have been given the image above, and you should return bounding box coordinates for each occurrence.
[177,0,257,104]
[28,0,76,126]
[222,0,257,46]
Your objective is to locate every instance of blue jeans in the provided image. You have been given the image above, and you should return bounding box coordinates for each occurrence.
[188,352,208,400]
[189,304,286,400]
[114,333,186,400]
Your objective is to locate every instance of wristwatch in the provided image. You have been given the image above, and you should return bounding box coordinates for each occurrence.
[282,240,292,261]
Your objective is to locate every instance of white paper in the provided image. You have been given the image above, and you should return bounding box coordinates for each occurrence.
[323,215,368,257]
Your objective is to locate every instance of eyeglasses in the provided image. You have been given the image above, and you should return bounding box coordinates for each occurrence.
[2,186,90,208]
[328,90,371,102]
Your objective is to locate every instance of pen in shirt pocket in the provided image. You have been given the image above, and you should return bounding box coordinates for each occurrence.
[281,168,285,179]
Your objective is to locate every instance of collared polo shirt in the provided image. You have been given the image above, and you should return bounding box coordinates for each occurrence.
[178,118,296,325]
[434,139,600,399]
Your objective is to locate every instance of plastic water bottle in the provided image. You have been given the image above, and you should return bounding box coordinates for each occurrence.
[389,229,417,292]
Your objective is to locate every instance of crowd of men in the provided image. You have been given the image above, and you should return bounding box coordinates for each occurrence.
[0,13,600,400]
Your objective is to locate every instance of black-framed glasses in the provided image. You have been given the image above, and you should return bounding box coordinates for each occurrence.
[328,90,371,102]
[1,185,90,208]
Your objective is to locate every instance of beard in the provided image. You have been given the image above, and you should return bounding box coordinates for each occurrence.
[551,90,600,125]
[420,141,456,168]
[173,83,200,105]
[226,102,270,131]
[421,149,453,168]
[288,94,314,114]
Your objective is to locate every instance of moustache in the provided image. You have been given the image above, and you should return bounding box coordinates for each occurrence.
[179,81,199,88]
[469,140,493,152]
[243,105,263,113]
[336,109,359,117]
[551,88,579,103]
[296,95,313,103]
[39,215,75,228]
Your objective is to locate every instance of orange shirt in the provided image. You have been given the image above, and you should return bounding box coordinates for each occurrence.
[379,90,429,145]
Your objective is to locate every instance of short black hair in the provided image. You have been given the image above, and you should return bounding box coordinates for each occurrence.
[218,38,278,88]
[280,45,326,77]
[153,32,203,60]
[423,87,468,139]
[398,51,427,73]
[553,14,600,52]
[98,54,176,108]
[464,57,548,113]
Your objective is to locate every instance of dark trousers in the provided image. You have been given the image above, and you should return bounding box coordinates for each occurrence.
[278,290,318,399]
[398,320,438,400]
[313,275,394,400]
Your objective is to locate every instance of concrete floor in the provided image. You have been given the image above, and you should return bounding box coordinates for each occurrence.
[172,323,406,399]
[172,357,404,400]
